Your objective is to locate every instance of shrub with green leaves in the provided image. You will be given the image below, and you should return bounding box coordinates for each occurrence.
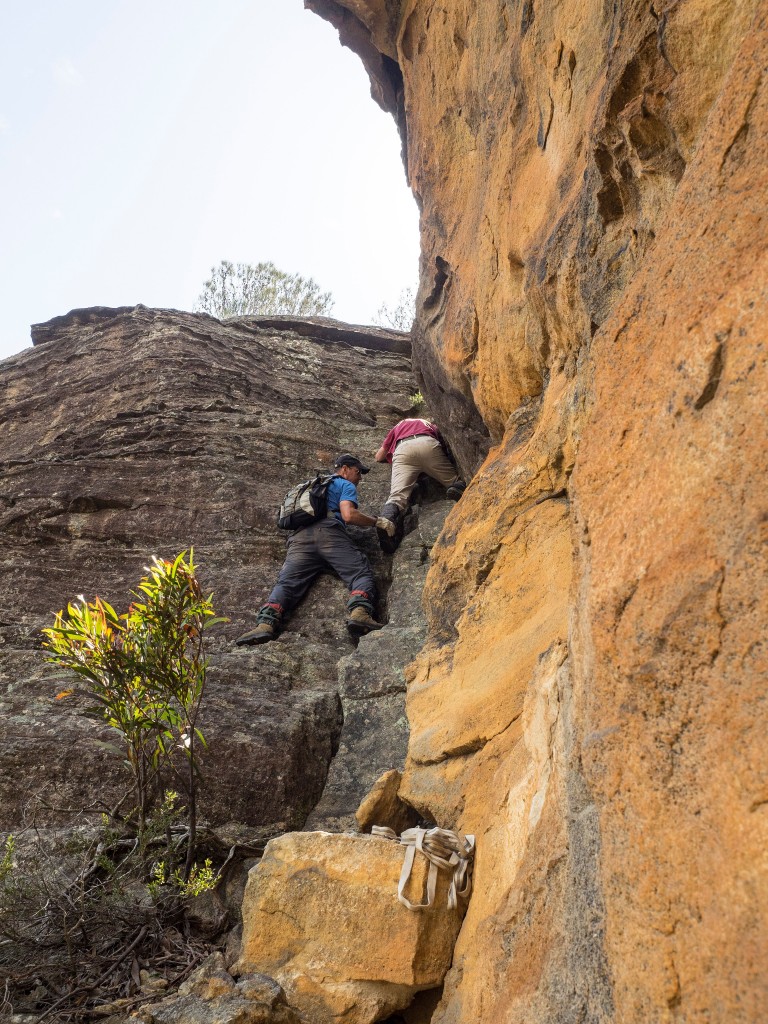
[42,551,225,873]
[0,556,225,1019]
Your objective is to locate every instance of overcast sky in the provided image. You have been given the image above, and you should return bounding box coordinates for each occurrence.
[0,1,420,361]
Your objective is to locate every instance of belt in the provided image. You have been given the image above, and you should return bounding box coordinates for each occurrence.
[395,433,433,449]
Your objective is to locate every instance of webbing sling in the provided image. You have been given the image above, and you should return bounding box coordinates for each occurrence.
[372,825,475,911]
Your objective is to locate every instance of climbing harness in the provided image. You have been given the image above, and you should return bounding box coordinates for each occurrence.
[372,825,475,912]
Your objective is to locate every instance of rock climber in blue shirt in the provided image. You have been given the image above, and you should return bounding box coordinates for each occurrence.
[235,454,392,645]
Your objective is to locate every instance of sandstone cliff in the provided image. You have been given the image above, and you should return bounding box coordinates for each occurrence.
[2,0,767,1020]
[306,1,767,1021]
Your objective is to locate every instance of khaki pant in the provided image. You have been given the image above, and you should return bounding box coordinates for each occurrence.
[386,435,461,510]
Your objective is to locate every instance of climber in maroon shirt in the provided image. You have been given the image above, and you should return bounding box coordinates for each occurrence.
[373,418,466,552]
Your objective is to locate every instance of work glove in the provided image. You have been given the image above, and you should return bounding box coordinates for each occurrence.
[376,516,397,537]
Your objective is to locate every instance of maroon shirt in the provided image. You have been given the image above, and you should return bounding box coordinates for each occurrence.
[379,418,443,464]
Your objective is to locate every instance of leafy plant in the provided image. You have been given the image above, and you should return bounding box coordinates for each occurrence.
[42,551,225,875]
[149,856,216,900]
[0,835,14,882]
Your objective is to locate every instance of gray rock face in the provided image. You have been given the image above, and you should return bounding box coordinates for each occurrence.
[0,305,415,833]
[305,496,453,831]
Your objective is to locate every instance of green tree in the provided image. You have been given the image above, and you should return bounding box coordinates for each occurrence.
[195,259,334,318]
[374,286,416,331]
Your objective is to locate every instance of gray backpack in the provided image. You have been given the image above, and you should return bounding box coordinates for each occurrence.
[277,473,335,531]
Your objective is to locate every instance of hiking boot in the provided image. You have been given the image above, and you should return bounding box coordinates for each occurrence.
[346,605,385,637]
[234,605,282,646]
[234,622,276,646]
[446,479,466,501]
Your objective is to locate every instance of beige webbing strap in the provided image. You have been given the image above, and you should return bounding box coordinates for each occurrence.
[372,825,476,911]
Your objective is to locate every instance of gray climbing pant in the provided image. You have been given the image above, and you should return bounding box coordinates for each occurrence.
[386,434,462,511]
[267,518,376,611]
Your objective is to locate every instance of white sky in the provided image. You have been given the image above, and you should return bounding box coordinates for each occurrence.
[0,1,420,360]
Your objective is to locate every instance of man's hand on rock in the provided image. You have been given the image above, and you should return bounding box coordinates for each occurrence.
[376,517,397,537]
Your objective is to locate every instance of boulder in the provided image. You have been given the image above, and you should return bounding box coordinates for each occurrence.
[237,831,465,1024]
[355,769,418,834]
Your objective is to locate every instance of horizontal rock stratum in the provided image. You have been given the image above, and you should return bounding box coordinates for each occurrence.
[0,306,415,834]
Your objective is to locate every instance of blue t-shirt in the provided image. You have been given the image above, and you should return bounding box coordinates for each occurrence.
[326,475,358,524]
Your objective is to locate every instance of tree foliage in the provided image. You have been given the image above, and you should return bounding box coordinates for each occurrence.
[195,259,335,319]
[374,286,416,332]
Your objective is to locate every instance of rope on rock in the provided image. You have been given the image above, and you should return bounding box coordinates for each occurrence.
[372,825,475,911]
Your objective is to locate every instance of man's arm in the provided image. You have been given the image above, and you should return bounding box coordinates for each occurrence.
[375,425,398,464]
[340,500,377,528]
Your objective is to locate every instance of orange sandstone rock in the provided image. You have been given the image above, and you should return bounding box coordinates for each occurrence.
[571,12,768,1020]
[355,768,418,833]
[311,0,768,1021]
[237,831,464,1024]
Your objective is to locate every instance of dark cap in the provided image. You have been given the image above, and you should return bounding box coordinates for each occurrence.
[334,453,370,474]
